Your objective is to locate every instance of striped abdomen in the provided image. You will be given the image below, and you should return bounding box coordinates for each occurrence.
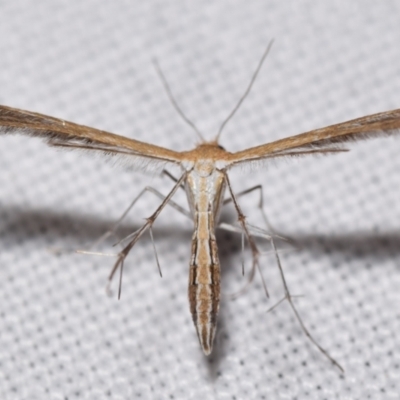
[185,165,226,355]
[188,208,221,355]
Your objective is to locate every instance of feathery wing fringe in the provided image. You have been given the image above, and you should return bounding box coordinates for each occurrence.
[227,109,400,166]
[0,105,183,171]
[230,148,349,171]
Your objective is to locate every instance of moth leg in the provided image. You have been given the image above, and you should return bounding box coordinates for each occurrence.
[224,174,269,298]
[78,185,191,255]
[270,237,344,372]
[218,221,287,241]
[52,180,190,259]
[107,173,187,299]
[220,182,282,299]
[222,184,285,238]
[240,188,343,370]
[216,221,270,300]
[109,187,191,280]
[221,181,295,298]
[162,169,179,183]
[162,169,187,190]
[218,221,293,300]
[224,178,343,371]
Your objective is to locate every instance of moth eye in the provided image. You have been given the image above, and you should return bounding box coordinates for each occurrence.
[217,145,226,151]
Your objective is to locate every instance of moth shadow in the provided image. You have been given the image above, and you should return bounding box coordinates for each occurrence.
[0,204,190,249]
[5,205,398,261]
[289,231,400,267]
[2,204,400,376]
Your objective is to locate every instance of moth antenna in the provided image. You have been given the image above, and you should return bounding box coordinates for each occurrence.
[149,227,162,277]
[153,58,205,142]
[216,39,274,141]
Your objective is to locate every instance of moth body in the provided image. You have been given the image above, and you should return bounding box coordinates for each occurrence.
[185,158,226,354]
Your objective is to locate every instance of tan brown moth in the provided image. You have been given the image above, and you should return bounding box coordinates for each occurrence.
[1,42,400,371]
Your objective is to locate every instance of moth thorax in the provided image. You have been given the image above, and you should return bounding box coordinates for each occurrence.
[194,160,215,177]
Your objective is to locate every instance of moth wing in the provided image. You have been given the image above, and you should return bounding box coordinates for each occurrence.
[227,109,400,167]
[0,105,184,172]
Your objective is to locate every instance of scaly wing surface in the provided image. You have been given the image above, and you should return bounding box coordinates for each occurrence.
[0,105,184,171]
[227,109,400,166]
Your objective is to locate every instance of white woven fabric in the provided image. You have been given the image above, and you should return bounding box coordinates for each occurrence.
[0,1,399,399]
